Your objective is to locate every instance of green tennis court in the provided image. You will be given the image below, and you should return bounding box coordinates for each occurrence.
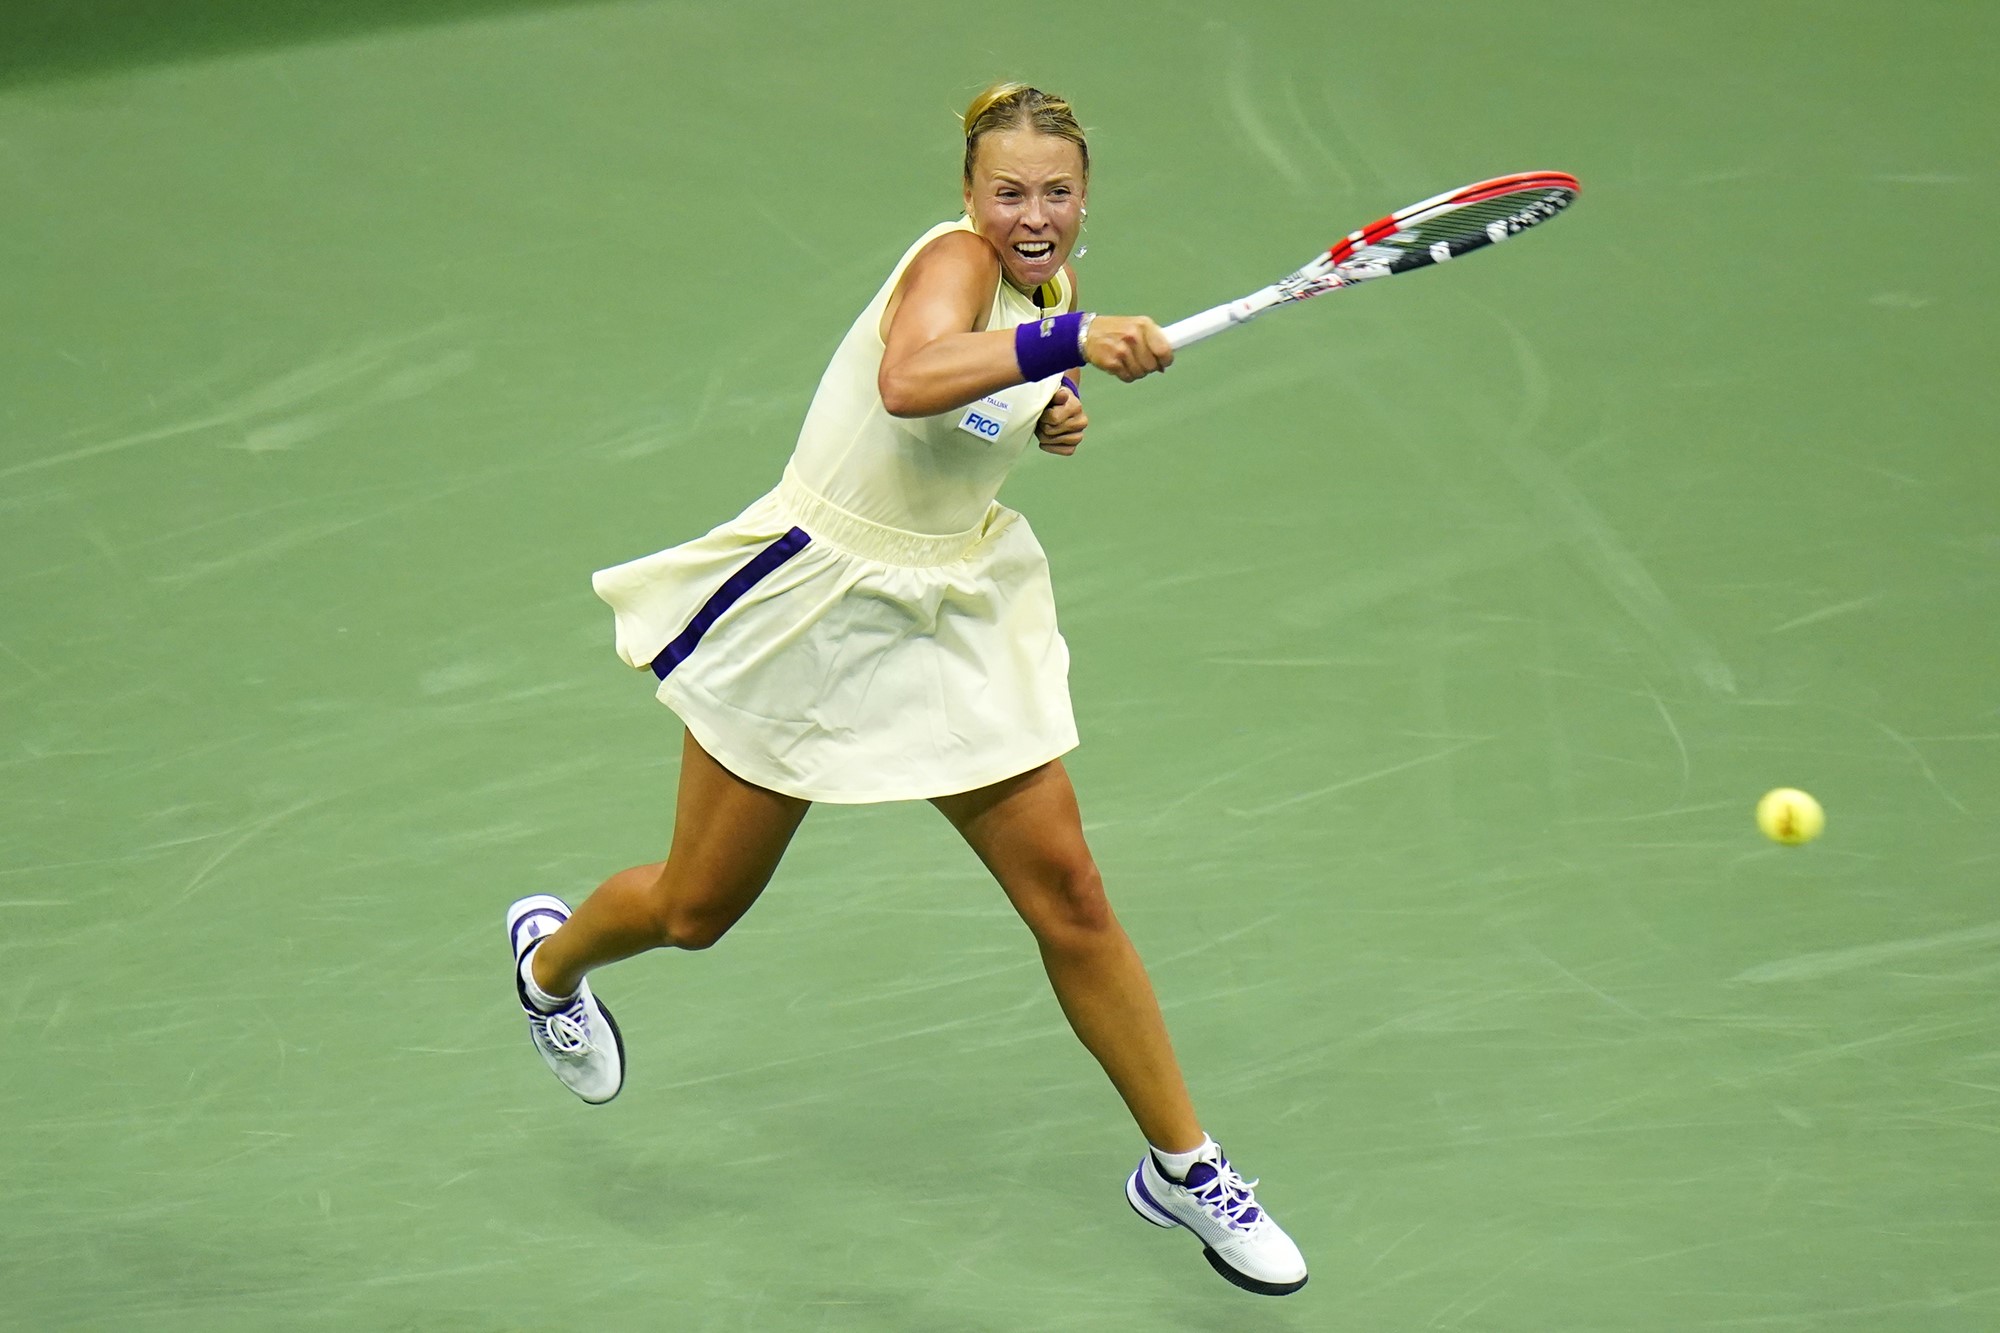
[4,2,1995,1328]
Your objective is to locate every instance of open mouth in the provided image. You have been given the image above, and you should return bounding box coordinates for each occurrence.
[1012,241,1055,263]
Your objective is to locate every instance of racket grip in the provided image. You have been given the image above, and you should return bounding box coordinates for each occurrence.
[1161,306,1237,349]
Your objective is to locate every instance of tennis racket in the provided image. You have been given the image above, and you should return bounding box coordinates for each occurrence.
[1161,171,1580,349]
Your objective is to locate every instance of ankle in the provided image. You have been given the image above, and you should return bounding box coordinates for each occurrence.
[522,945,579,1012]
[1150,1134,1217,1180]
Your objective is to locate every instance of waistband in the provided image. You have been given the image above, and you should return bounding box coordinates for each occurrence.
[777,466,988,567]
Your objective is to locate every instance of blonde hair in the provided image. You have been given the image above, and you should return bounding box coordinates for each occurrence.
[960,82,1089,186]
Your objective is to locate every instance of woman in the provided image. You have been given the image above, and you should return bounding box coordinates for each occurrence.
[504,83,1307,1297]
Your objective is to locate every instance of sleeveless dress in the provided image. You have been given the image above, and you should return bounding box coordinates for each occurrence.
[590,218,1080,803]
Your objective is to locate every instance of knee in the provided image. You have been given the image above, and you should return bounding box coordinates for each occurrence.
[1024,861,1118,950]
[654,897,735,951]
[646,872,746,952]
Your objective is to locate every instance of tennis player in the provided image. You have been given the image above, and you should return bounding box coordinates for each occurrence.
[504,83,1306,1296]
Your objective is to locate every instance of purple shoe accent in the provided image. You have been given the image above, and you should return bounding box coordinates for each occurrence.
[650,528,812,680]
[1183,1160,1261,1228]
[511,909,567,953]
[1133,1167,1176,1224]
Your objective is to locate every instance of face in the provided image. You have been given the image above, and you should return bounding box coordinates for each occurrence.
[963,127,1086,293]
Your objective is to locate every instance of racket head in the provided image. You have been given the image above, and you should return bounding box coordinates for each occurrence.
[1326,171,1579,279]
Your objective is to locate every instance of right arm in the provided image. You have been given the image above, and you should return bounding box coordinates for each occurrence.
[877,233,1175,420]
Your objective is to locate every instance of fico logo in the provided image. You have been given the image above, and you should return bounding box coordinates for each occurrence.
[965,412,1002,439]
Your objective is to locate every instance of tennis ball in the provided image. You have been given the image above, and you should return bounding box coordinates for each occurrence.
[1756,788,1824,845]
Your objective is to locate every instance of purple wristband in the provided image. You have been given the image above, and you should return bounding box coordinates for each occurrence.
[1016,310,1084,383]
[1060,374,1081,399]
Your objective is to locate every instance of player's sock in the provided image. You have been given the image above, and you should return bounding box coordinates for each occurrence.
[1150,1134,1218,1182]
[519,945,577,1014]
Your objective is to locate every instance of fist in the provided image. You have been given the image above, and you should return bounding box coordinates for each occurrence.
[1036,385,1087,455]
[1081,316,1174,382]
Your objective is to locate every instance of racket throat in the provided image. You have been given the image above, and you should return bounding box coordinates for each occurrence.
[1230,284,1290,323]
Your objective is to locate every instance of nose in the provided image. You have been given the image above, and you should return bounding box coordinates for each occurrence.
[1023,196,1049,230]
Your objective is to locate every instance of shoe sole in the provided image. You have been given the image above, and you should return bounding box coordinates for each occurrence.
[1201,1248,1308,1297]
[1126,1166,1308,1298]
[506,894,627,1105]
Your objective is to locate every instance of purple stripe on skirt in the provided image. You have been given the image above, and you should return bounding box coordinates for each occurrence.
[649,527,812,680]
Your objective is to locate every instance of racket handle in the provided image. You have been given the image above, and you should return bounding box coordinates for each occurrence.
[1162,306,1237,349]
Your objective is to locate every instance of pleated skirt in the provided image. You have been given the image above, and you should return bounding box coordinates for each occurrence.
[591,467,1078,803]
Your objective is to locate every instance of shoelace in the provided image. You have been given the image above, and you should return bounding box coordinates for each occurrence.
[535,1001,593,1055]
[1187,1162,1264,1230]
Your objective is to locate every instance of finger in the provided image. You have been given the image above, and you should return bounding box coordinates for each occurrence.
[1132,334,1161,375]
[1125,331,1161,377]
[1144,324,1175,369]
[1039,440,1078,456]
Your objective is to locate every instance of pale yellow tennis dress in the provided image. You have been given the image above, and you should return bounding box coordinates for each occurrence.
[591,218,1079,803]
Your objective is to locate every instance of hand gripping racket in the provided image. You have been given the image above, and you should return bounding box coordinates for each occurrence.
[1161,172,1580,349]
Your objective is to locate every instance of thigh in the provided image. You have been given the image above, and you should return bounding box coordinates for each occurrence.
[664,729,812,913]
[932,760,1103,924]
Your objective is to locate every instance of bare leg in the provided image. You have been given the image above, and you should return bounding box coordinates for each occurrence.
[932,760,1203,1152]
[531,730,810,997]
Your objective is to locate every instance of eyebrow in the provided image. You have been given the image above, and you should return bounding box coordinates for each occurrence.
[987,171,1076,188]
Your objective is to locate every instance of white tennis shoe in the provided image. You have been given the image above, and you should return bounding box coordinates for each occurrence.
[1126,1144,1308,1296]
[506,894,624,1104]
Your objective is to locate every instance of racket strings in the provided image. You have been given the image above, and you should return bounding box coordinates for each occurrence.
[1353,186,1575,273]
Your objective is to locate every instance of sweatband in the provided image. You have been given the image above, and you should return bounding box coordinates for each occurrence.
[1060,375,1081,400]
[1015,311,1085,383]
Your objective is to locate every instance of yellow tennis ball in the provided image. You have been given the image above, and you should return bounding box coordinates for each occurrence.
[1756,788,1824,845]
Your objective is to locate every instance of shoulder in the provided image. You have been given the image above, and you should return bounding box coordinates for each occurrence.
[906,227,1002,283]
[879,225,1002,341]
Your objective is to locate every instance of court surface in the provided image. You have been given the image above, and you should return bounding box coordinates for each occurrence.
[3,2,1996,1328]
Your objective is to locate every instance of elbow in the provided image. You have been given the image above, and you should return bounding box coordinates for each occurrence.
[877,367,925,419]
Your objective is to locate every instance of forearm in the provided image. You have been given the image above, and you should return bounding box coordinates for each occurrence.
[879,326,1052,418]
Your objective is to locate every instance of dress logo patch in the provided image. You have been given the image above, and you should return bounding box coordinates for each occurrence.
[956,393,1012,442]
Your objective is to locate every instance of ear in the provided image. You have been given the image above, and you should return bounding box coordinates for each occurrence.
[962,183,975,218]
